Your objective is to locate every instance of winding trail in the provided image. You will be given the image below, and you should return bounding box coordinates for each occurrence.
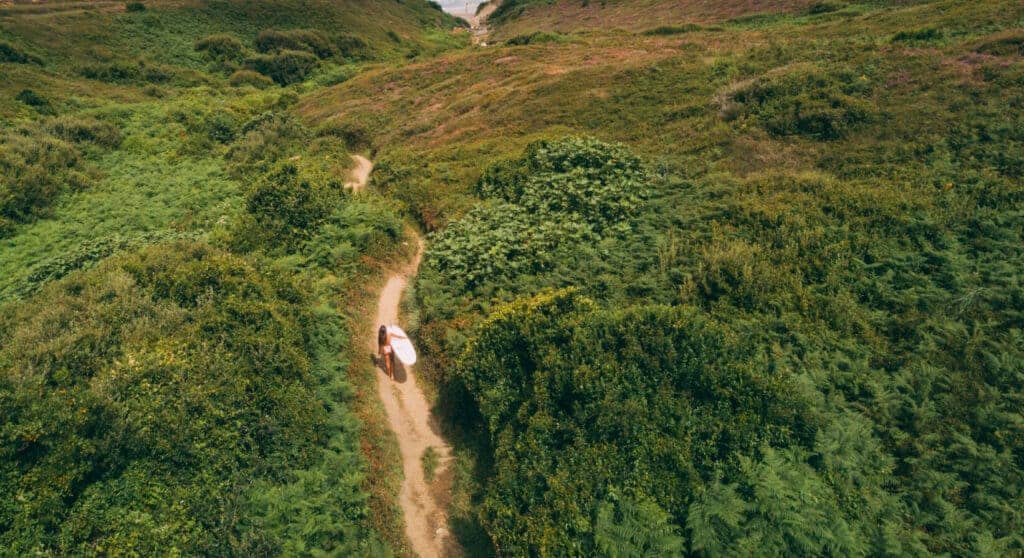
[351,155,457,557]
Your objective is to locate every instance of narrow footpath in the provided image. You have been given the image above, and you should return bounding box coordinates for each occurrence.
[349,155,457,557]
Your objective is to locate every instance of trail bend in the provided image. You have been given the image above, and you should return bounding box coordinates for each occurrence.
[354,156,458,557]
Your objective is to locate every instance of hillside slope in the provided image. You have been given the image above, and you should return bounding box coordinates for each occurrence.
[301,0,1024,554]
[485,0,824,38]
[0,1,459,555]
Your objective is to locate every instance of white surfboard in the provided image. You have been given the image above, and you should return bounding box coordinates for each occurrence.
[387,325,417,365]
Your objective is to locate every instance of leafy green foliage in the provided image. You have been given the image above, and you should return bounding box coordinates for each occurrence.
[425,137,649,297]
[244,49,319,85]
[301,196,404,271]
[453,289,811,554]
[595,492,685,558]
[0,126,89,235]
[229,68,275,88]
[641,24,704,36]
[725,63,875,140]
[476,137,648,230]
[0,242,380,555]
[0,40,40,64]
[505,31,568,46]
[235,162,336,250]
[891,27,944,44]
[194,33,249,64]
[426,201,590,291]
[48,115,123,148]
[255,28,335,59]
[79,59,174,85]
[14,89,53,114]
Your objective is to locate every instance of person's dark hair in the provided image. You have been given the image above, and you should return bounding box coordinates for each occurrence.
[378,324,387,347]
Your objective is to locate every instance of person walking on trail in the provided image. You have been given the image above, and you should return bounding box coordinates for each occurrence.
[378,324,394,379]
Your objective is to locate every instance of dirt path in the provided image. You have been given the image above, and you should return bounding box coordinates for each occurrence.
[371,245,457,557]
[346,154,373,192]
[355,156,457,557]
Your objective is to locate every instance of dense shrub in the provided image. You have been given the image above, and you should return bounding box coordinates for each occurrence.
[0,128,88,234]
[0,40,41,64]
[807,1,843,15]
[124,1,145,11]
[244,50,318,85]
[227,111,309,176]
[79,60,172,84]
[301,197,403,269]
[331,33,370,60]
[313,63,358,86]
[505,31,567,46]
[0,242,382,554]
[891,27,944,44]
[455,289,819,554]
[14,89,53,114]
[316,119,371,150]
[228,68,274,88]
[725,63,875,139]
[194,33,248,63]
[476,136,649,230]
[233,163,337,250]
[255,28,335,59]
[48,115,122,148]
[642,24,703,36]
[975,33,1024,56]
[198,109,240,144]
[426,201,591,290]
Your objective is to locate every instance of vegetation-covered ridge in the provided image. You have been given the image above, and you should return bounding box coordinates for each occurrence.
[2,0,1024,555]
[485,0,824,38]
[0,0,448,554]
[292,0,1024,553]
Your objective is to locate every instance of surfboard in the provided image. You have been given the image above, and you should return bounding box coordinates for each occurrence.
[387,325,417,365]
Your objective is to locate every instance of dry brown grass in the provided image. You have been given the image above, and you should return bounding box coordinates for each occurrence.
[488,0,820,39]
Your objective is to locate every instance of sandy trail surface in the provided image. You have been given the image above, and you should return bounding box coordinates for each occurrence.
[346,154,373,192]
[371,242,458,557]
[355,154,457,557]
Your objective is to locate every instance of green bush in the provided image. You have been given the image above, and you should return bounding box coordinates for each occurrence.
[255,28,335,59]
[14,89,53,114]
[891,28,944,44]
[476,136,649,230]
[124,1,145,11]
[194,33,248,63]
[227,111,308,176]
[234,162,337,250]
[302,197,403,269]
[48,115,122,148]
[244,50,319,85]
[425,201,590,290]
[313,63,358,86]
[332,33,371,60]
[726,64,875,139]
[807,1,843,15]
[505,31,567,46]
[975,33,1024,56]
[642,24,703,36]
[0,40,42,64]
[228,69,275,88]
[315,119,371,150]
[0,242,382,554]
[0,127,88,233]
[455,289,814,554]
[79,60,172,84]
